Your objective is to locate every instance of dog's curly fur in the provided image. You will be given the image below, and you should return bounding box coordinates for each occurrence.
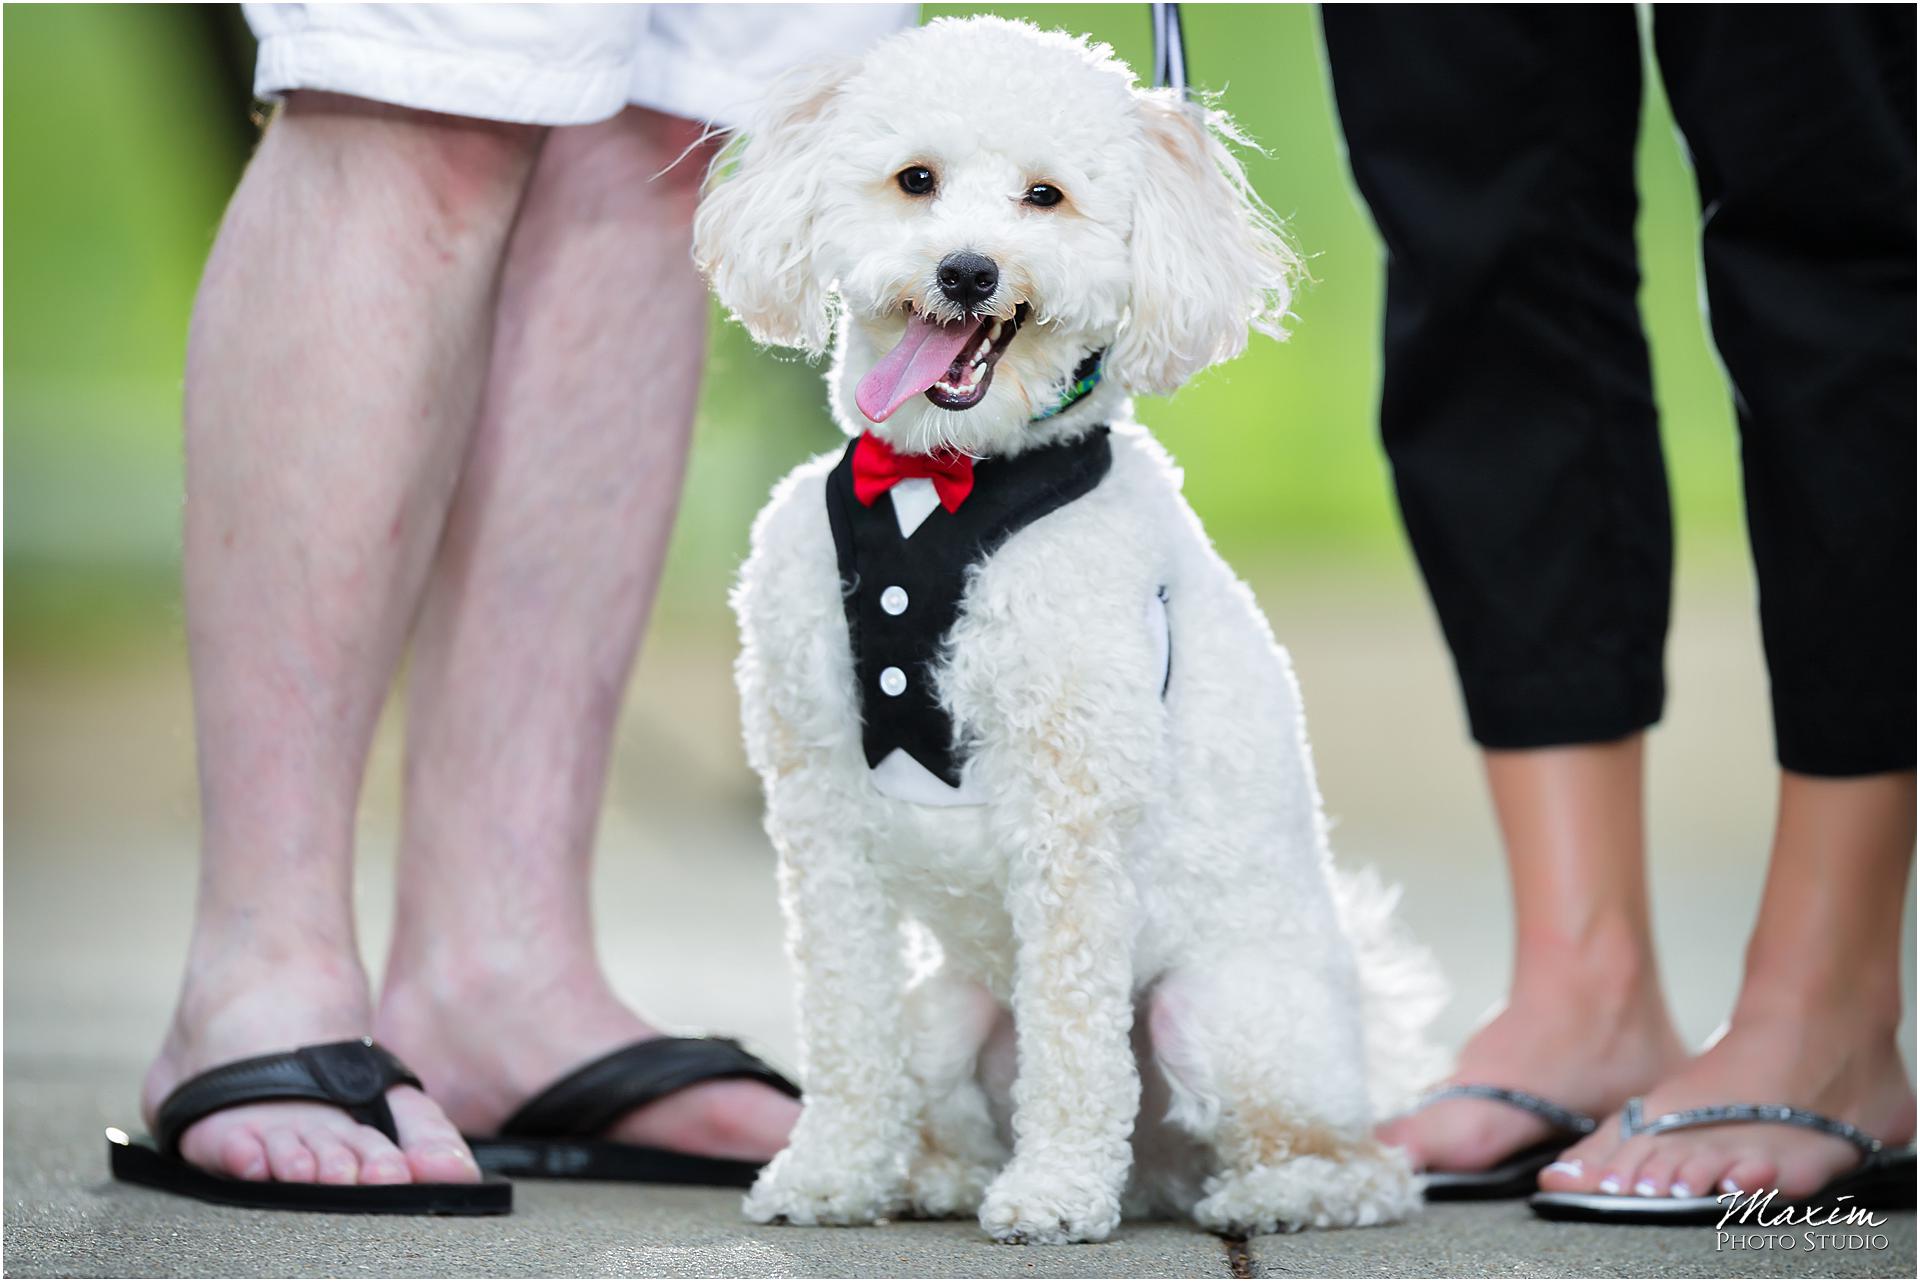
[695,16,1447,1244]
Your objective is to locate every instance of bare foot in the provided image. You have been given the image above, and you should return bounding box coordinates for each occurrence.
[376,961,801,1161]
[1378,954,1687,1174]
[143,952,480,1186]
[1536,1005,1915,1201]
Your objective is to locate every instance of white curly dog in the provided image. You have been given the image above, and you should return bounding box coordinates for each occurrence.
[694,15,1445,1245]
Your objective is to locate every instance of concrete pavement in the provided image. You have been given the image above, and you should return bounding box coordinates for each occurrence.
[6,573,1914,1276]
[5,1064,1912,1278]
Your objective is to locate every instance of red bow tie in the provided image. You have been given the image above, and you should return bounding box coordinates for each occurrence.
[851,433,976,513]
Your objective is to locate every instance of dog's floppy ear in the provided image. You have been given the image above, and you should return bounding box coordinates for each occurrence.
[1106,90,1299,397]
[693,58,856,356]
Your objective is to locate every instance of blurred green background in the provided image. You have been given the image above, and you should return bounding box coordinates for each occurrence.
[13,7,1902,1185]
[4,2,1747,658]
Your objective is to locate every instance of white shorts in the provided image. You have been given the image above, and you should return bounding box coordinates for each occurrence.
[244,3,914,128]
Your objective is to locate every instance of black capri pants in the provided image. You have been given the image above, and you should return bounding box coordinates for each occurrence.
[1322,5,1915,776]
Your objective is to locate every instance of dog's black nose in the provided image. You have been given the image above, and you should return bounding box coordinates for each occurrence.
[936,251,999,310]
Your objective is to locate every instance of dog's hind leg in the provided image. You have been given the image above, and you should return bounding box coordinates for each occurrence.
[903,964,1008,1218]
[1148,945,1421,1234]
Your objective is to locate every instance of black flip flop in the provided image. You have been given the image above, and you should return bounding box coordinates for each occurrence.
[464,1036,801,1187]
[1530,1097,1917,1225]
[1402,1084,1598,1201]
[108,1038,511,1215]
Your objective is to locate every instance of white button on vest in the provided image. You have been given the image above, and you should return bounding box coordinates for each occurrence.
[879,666,907,697]
[880,585,909,615]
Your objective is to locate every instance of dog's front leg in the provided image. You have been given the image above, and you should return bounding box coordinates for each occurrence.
[976,755,1142,1245]
[744,762,916,1227]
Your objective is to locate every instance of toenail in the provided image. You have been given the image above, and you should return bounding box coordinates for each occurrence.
[1633,1180,1658,1198]
[1543,1160,1582,1177]
[1598,1176,1622,1194]
[1719,1178,1742,1195]
[1670,1182,1693,1199]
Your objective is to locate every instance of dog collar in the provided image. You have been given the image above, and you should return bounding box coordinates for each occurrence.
[1030,350,1105,423]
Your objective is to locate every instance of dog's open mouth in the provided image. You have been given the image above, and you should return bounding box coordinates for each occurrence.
[855,303,1028,422]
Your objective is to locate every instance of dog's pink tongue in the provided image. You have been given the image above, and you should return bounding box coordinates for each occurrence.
[855,313,976,422]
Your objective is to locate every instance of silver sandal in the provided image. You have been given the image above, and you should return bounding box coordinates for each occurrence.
[1402,1084,1599,1201]
[1530,1096,1917,1225]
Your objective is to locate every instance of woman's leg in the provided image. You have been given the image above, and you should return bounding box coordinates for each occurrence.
[372,106,799,1159]
[145,93,541,1183]
[1542,6,1917,1200]
[1324,8,1686,1171]
[1541,773,1915,1198]
[1378,740,1687,1171]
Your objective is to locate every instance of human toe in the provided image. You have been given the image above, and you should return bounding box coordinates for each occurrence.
[1672,1148,1733,1201]
[1591,1139,1657,1197]
[262,1127,319,1183]
[1538,1130,1610,1191]
[192,1125,269,1181]
[344,1126,413,1185]
[1774,1146,1853,1200]
[307,1131,360,1186]
[1630,1145,1683,1198]
[388,1085,480,1183]
[1721,1156,1778,1197]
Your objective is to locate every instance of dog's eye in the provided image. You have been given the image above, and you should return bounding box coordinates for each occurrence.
[1023,183,1064,208]
[897,166,936,196]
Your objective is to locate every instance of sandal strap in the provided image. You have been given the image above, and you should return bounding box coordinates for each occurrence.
[498,1037,800,1140]
[154,1038,422,1155]
[1415,1084,1598,1137]
[1620,1096,1884,1154]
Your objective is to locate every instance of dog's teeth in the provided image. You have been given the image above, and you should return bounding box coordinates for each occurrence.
[989,321,1004,342]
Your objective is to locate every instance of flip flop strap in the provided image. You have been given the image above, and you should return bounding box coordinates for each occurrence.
[1620,1096,1884,1154]
[154,1038,422,1155]
[1416,1084,1598,1136]
[498,1037,801,1140]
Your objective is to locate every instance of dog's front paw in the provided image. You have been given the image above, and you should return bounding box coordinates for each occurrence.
[978,1160,1122,1245]
[1192,1146,1420,1235]
[744,1145,907,1228]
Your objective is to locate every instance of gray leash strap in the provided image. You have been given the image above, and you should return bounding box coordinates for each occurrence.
[1151,2,1189,98]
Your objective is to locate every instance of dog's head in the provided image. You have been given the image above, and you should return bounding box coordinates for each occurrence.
[695,15,1296,456]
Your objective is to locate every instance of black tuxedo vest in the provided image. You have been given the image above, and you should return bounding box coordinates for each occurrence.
[823,428,1114,787]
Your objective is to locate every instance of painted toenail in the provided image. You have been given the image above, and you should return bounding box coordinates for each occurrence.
[1719,1178,1742,1195]
[1633,1180,1658,1197]
[1543,1160,1582,1177]
[1598,1176,1622,1194]
[1670,1182,1693,1198]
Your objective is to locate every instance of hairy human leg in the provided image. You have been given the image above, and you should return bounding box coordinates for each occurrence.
[372,106,798,1161]
[145,92,542,1184]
